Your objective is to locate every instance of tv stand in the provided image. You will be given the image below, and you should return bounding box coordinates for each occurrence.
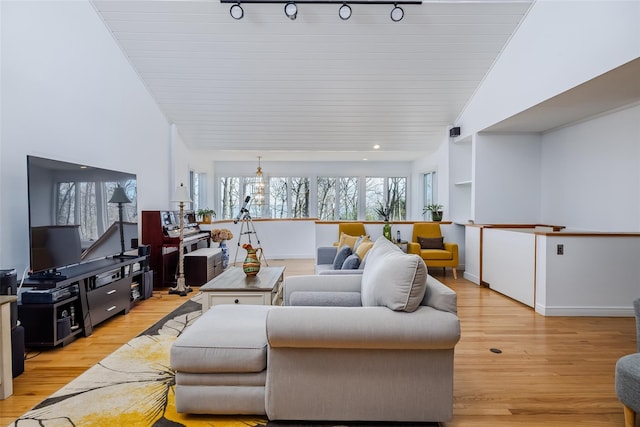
[27,271,67,281]
[19,256,149,347]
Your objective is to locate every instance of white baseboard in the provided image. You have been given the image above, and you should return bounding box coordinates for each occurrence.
[535,304,635,317]
[463,271,480,285]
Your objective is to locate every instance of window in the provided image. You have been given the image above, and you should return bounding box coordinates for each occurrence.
[365,177,406,220]
[220,177,241,220]
[269,177,310,219]
[317,177,359,220]
[190,171,206,212]
[424,171,436,217]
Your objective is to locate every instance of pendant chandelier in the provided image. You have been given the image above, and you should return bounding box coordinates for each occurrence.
[254,156,266,207]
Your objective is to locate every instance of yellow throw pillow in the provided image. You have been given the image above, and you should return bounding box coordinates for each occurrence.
[355,241,374,259]
[338,232,360,249]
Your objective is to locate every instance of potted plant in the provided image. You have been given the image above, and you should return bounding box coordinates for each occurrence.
[374,204,393,240]
[423,204,444,221]
[196,208,216,224]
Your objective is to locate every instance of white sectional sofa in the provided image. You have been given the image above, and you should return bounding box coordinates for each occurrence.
[170,237,461,422]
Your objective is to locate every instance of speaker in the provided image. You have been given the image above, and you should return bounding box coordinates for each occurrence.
[449,127,461,137]
[12,325,25,378]
[0,269,17,329]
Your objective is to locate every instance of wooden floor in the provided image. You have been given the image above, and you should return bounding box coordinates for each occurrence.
[1,259,635,426]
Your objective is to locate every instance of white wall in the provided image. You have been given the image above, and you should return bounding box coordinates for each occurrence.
[541,104,640,231]
[457,0,640,137]
[474,133,542,224]
[0,1,172,272]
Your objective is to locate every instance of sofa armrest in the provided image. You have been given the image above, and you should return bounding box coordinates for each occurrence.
[423,275,457,314]
[318,269,364,275]
[267,306,460,350]
[283,274,363,305]
[317,246,338,265]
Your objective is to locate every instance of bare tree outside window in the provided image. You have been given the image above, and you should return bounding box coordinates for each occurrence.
[269,177,288,218]
[366,177,406,221]
[291,177,309,218]
[317,177,336,220]
[220,177,241,220]
[339,177,359,220]
[365,177,385,220]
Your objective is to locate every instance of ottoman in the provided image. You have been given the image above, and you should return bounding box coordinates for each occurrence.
[170,304,271,414]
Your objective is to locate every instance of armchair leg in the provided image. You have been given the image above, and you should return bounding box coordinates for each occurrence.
[623,404,635,427]
[452,268,457,280]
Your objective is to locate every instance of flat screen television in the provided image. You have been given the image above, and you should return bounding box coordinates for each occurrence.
[27,155,137,279]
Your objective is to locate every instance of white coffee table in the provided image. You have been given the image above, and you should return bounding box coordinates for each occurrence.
[200,266,285,311]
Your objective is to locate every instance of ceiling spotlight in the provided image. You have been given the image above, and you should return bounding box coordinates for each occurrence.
[284,2,297,20]
[339,3,352,20]
[390,4,404,22]
[230,3,244,19]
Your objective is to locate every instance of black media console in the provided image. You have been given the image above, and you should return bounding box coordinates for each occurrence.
[18,256,148,347]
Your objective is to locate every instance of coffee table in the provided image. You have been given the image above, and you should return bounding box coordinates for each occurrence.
[200,266,285,311]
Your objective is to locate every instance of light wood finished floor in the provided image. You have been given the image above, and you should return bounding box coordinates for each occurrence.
[1,259,635,426]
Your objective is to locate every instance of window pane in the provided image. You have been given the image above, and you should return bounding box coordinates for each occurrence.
[291,177,310,218]
[338,177,358,220]
[242,178,262,218]
[365,177,385,220]
[317,177,336,220]
[269,177,288,218]
[220,177,241,220]
[387,177,406,220]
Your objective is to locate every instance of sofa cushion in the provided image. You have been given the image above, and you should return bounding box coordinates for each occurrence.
[333,245,352,269]
[421,249,453,260]
[170,305,271,374]
[289,291,362,307]
[338,232,359,249]
[341,254,361,270]
[355,241,374,260]
[361,236,428,312]
[418,236,444,250]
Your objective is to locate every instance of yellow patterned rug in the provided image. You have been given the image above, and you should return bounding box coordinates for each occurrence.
[10,294,267,427]
[10,294,439,427]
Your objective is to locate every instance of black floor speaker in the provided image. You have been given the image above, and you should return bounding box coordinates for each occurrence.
[12,325,25,378]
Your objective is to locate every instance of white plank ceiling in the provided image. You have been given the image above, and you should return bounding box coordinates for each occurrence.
[90,0,533,161]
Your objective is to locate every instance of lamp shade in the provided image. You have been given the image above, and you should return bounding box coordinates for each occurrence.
[108,186,132,204]
[172,182,192,203]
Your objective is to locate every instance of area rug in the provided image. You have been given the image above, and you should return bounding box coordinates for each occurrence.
[9,294,439,427]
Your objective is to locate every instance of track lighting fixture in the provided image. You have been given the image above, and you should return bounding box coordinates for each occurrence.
[230,2,244,19]
[284,2,298,19]
[339,3,352,20]
[390,4,404,21]
[221,0,420,21]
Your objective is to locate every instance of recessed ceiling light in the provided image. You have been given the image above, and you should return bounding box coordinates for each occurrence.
[373,144,380,150]
[363,158,368,161]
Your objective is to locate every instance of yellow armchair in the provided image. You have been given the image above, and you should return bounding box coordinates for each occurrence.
[333,222,367,246]
[407,222,458,279]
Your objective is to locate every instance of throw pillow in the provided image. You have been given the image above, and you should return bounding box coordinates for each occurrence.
[417,236,444,250]
[338,232,359,249]
[355,241,374,260]
[341,254,361,270]
[361,236,427,312]
[353,235,372,252]
[333,245,352,269]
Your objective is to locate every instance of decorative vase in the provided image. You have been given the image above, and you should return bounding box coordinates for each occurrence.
[383,222,392,241]
[242,244,262,276]
[219,241,229,269]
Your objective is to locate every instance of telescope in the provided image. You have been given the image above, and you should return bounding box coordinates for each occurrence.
[234,196,251,224]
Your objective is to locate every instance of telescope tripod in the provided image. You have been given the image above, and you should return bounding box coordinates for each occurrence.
[233,213,269,266]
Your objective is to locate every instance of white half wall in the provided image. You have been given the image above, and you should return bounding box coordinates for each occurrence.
[536,234,640,316]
